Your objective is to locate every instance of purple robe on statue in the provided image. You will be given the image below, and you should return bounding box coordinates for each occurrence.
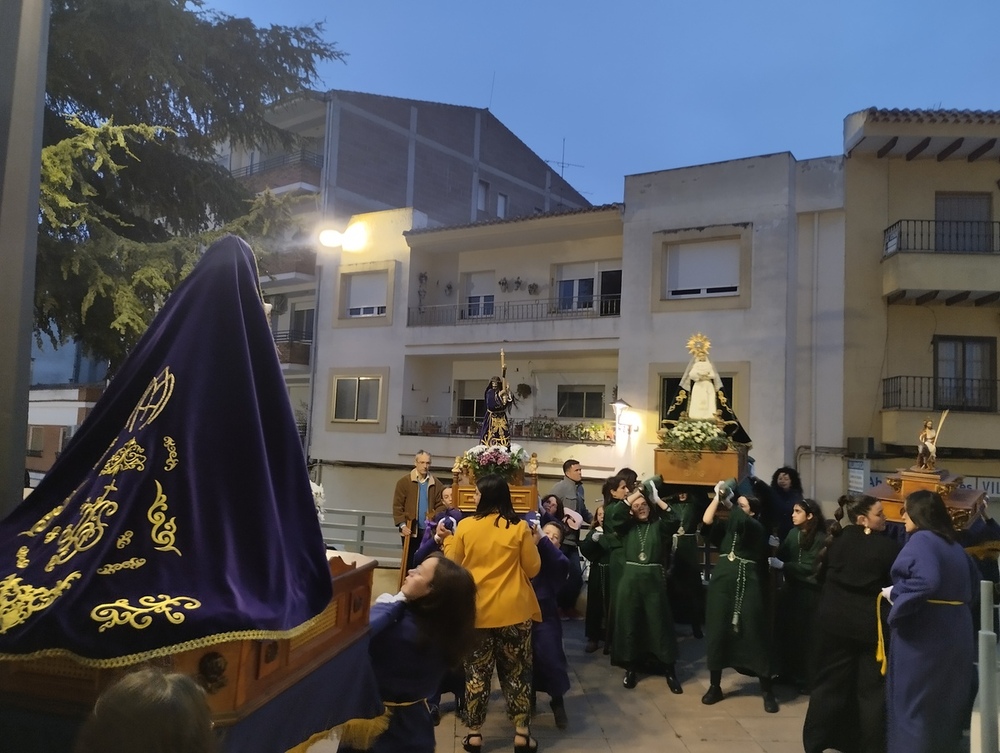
[886,530,980,753]
[530,537,570,698]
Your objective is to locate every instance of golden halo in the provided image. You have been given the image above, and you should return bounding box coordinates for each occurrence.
[686,333,711,358]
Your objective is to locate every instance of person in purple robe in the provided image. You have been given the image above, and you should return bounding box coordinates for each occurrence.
[883,490,980,753]
[530,521,571,730]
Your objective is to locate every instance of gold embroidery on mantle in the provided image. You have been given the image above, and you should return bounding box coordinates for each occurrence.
[126,367,175,433]
[116,531,133,549]
[45,481,119,573]
[19,505,64,538]
[91,594,201,632]
[0,571,82,634]
[163,437,178,471]
[100,438,147,476]
[15,547,29,569]
[147,481,180,556]
[97,558,146,575]
[44,527,61,544]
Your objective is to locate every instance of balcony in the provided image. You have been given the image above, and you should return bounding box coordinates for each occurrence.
[883,376,998,413]
[881,220,1000,306]
[399,415,617,445]
[274,329,313,366]
[232,150,323,195]
[407,295,621,327]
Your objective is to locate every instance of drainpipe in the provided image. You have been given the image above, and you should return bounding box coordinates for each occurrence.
[810,212,819,499]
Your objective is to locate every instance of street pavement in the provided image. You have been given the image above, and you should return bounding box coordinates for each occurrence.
[373,567,809,753]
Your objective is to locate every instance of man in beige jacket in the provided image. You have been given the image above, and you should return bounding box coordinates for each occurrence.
[392,450,445,572]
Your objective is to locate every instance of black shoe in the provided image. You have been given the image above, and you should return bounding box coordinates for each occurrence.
[701,685,724,705]
[665,672,683,694]
[623,670,638,689]
[550,698,568,730]
[762,692,779,713]
[692,624,703,639]
[429,703,441,726]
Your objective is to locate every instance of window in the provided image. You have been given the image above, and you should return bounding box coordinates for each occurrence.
[935,193,992,253]
[346,272,387,318]
[59,426,76,453]
[26,426,44,457]
[332,376,382,422]
[291,306,315,340]
[497,193,508,219]
[664,238,740,298]
[464,271,495,319]
[557,385,605,418]
[660,375,735,424]
[477,180,489,212]
[457,399,486,419]
[556,262,595,311]
[933,336,996,411]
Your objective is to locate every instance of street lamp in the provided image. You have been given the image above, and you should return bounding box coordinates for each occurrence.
[610,398,638,435]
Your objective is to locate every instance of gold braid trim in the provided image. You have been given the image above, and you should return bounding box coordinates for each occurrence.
[0,606,334,668]
[965,542,1000,561]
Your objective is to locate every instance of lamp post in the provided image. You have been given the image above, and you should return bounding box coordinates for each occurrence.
[0,1,49,518]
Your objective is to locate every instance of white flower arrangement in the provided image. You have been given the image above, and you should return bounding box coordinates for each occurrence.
[657,419,732,458]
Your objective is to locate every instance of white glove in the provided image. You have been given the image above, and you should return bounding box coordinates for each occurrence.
[375,590,408,605]
[768,535,780,547]
[714,481,733,509]
[648,482,662,505]
[768,557,784,570]
[592,530,603,542]
[880,585,894,604]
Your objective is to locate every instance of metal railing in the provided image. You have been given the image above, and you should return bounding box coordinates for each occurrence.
[399,414,617,444]
[407,294,621,327]
[883,219,1000,257]
[882,375,999,412]
[230,150,324,179]
[272,328,314,345]
[320,508,402,568]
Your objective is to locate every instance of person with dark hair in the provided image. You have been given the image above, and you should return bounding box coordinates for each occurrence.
[663,483,709,640]
[548,459,591,619]
[580,481,621,653]
[615,467,639,490]
[336,553,477,753]
[530,520,571,729]
[74,667,216,753]
[441,474,542,753]
[606,484,683,692]
[769,466,803,541]
[701,483,777,712]
[803,494,900,753]
[883,490,980,753]
[769,497,826,693]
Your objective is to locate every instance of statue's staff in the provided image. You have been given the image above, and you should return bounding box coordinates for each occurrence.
[934,409,950,448]
[499,349,510,399]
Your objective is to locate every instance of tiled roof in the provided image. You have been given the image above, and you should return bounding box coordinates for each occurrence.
[404,203,623,236]
[861,107,1000,125]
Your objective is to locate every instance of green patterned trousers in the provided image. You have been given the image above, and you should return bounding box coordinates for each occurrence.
[464,619,533,729]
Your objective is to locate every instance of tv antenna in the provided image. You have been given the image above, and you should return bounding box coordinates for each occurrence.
[545,138,583,178]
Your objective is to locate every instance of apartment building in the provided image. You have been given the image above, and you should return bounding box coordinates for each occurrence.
[843,108,1000,495]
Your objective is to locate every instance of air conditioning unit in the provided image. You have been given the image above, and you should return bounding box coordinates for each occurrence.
[846,436,875,456]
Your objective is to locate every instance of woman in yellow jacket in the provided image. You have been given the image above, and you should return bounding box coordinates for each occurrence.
[441,473,542,753]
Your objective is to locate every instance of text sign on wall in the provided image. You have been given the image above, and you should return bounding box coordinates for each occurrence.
[847,459,870,494]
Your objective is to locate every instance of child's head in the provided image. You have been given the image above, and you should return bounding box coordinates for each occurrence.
[442,486,455,508]
[542,521,564,547]
[594,504,605,526]
[541,494,562,517]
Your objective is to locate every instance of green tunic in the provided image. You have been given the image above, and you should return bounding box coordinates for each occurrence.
[704,505,771,677]
[609,506,681,670]
[666,497,706,627]
[774,527,823,685]
[602,501,629,646]
[580,526,611,641]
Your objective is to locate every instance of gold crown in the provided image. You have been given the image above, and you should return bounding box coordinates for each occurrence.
[686,333,711,358]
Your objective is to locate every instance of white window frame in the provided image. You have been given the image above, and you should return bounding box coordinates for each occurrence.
[331,375,382,423]
[497,192,508,218]
[346,272,388,318]
[664,238,740,299]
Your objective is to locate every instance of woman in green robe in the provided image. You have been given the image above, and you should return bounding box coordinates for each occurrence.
[769,497,826,693]
[701,484,777,713]
[607,487,683,693]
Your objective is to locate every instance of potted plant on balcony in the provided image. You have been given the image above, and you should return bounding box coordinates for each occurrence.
[420,420,441,435]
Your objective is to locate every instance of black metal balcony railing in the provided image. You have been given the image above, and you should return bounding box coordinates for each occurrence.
[273,329,313,366]
[882,375,999,412]
[230,150,324,179]
[399,415,617,444]
[883,220,1000,257]
[407,295,621,327]
[272,328,314,345]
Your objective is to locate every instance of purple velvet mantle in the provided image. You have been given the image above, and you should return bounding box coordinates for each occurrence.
[0,236,332,664]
